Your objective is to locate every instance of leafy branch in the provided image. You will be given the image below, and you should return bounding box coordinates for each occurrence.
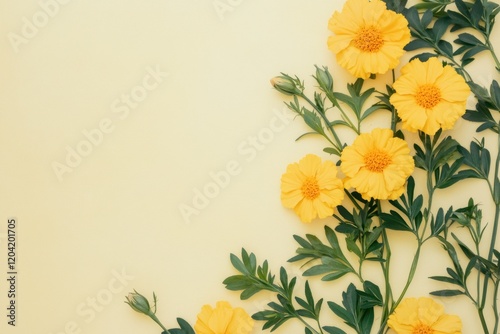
[223,249,326,333]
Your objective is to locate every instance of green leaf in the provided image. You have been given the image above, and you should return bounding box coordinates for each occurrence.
[358,281,383,308]
[223,275,253,291]
[432,16,451,40]
[346,237,362,258]
[421,9,434,28]
[302,109,326,136]
[230,252,249,275]
[448,11,471,31]
[380,211,413,232]
[455,32,483,46]
[325,226,347,258]
[429,275,461,285]
[490,80,500,109]
[430,289,465,297]
[328,284,374,333]
[470,0,484,27]
[296,131,320,141]
[382,0,408,13]
[455,0,471,18]
[438,39,453,58]
[431,208,443,236]
[323,147,341,156]
[323,326,348,334]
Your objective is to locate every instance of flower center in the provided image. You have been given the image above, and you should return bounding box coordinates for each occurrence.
[364,149,392,172]
[413,323,434,334]
[301,177,320,200]
[415,84,442,109]
[353,26,384,52]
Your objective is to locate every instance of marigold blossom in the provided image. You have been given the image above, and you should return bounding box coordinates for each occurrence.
[340,128,414,200]
[327,0,410,79]
[390,57,471,135]
[388,297,462,334]
[281,154,344,223]
[194,301,254,334]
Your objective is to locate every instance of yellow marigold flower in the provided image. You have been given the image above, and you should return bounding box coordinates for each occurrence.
[281,154,344,223]
[327,0,410,79]
[390,57,471,135]
[340,128,414,200]
[388,297,462,334]
[194,301,254,334]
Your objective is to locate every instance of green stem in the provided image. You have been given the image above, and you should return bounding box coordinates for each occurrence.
[390,69,397,133]
[149,313,171,334]
[297,316,322,334]
[324,91,361,134]
[345,189,363,211]
[486,37,500,72]
[478,133,500,333]
[377,201,394,334]
[477,307,490,334]
[493,279,500,334]
[392,242,422,309]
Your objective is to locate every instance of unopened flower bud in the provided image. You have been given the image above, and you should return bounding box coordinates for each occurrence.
[270,75,303,96]
[125,290,152,316]
[315,66,333,92]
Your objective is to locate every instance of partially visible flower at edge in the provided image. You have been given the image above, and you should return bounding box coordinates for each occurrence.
[281,154,344,223]
[340,128,414,200]
[327,0,410,79]
[388,297,462,334]
[195,301,254,334]
[390,57,471,135]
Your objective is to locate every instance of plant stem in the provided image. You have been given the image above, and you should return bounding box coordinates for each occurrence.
[478,130,500,334]
[377,200,394,334]
[392,242,422,308]
[149,313,171,334]
[493,279,500,334]
[297,316,322,334]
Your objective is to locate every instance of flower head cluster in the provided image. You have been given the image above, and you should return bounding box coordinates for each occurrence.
[281,154,344,223]
[195,301,254,334]
[388,297,462,334]
[328,0,410,79]
[391,57,471,135]
[340,128,415,200]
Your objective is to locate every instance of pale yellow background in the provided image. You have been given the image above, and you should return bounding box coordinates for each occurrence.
[0,0,498,333]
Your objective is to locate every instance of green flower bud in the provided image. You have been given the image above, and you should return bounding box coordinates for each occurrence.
[125,290,152,316]
[314,66,333,92]
[270,75,303,96]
